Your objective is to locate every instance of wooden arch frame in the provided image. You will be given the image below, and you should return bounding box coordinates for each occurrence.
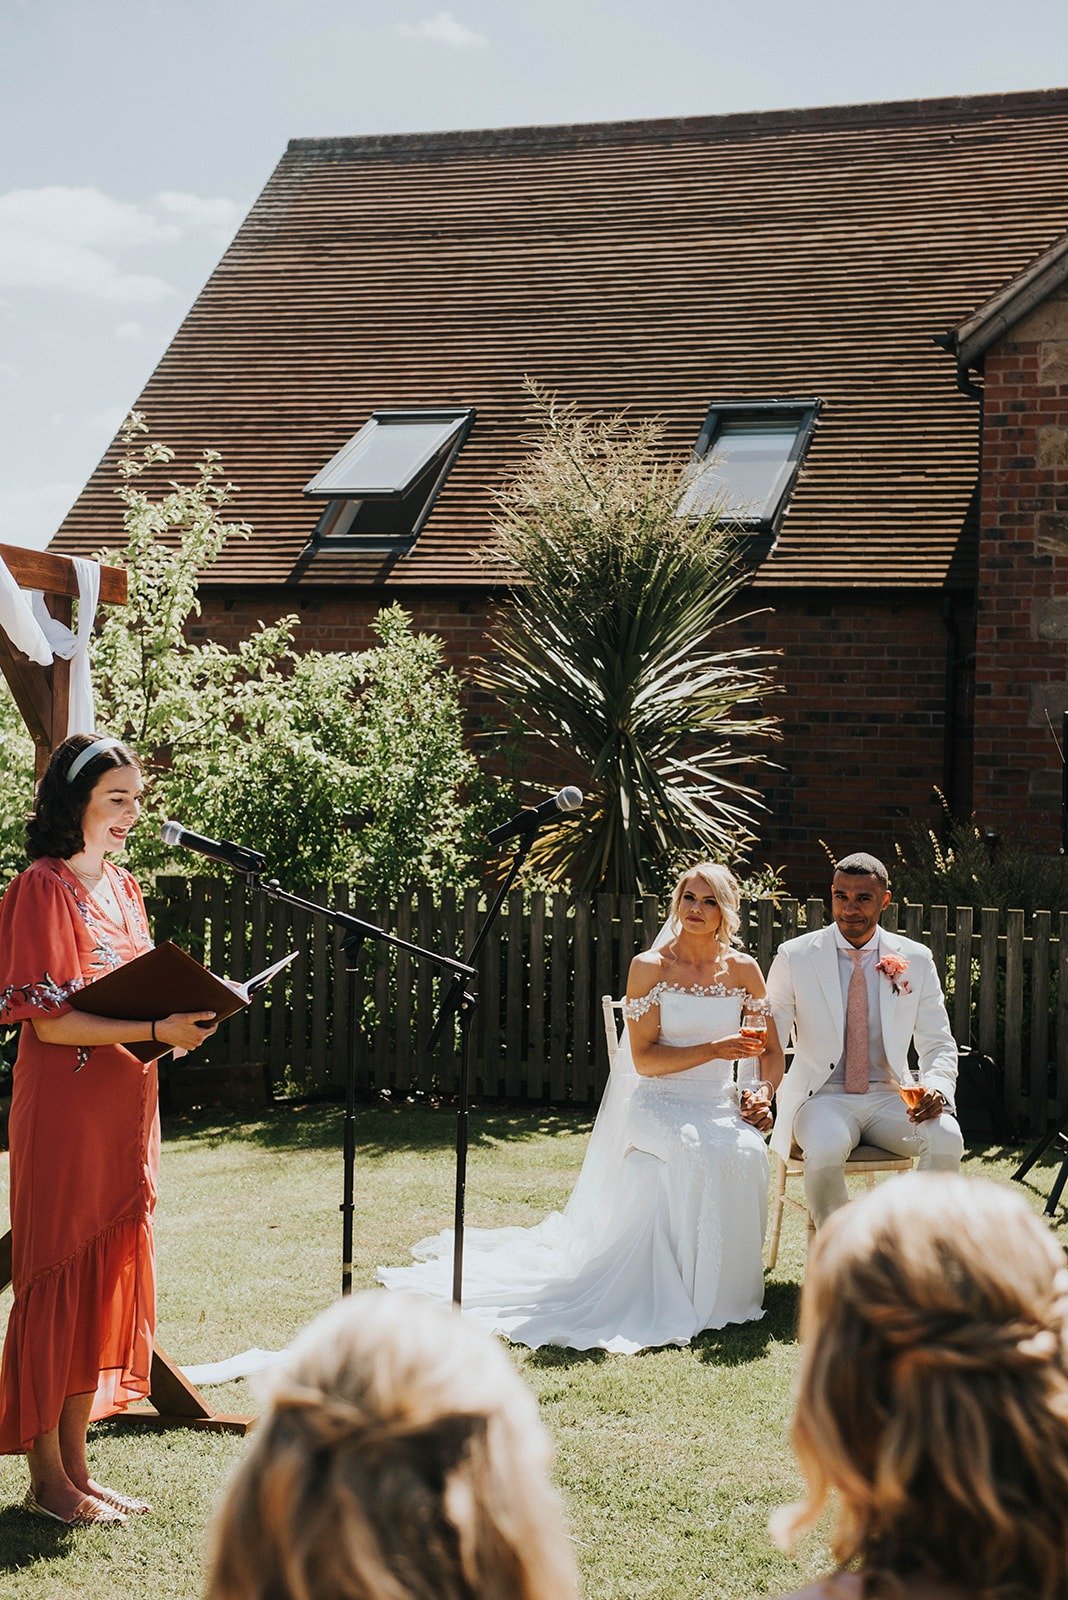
[0,543,127,777]
[0,542,249,1434]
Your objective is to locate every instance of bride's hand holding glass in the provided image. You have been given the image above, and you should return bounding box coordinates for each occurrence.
[710,1030,768,1060]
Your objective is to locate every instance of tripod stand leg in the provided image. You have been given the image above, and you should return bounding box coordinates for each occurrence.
[340,937,364,1297]
[1045,1142,1068,1218]
[1013,1115,1068,1182]
[452,991,476,1307]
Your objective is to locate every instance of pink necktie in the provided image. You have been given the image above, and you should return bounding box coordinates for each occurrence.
[844,951,870,1094]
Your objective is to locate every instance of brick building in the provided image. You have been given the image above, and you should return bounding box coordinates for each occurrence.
[53,89,1068,893]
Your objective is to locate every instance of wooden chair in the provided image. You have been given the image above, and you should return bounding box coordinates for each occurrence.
[601,995,625,1066]
[766,1141,914,1269]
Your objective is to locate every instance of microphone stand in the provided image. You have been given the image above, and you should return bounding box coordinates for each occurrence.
[422,823,542,1305]
[246,874,475,1297]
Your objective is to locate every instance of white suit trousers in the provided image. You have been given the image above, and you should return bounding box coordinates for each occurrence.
[793,1088,964,1226]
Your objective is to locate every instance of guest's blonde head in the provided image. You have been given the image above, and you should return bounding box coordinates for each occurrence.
[206,1291,578,1600]
[772,1174,1068,1600]
[667,861,741,950]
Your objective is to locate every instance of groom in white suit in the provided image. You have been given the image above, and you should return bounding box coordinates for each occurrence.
[765,851,963,1226]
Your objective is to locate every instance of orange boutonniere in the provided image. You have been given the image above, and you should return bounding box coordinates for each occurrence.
[876,954,911,995]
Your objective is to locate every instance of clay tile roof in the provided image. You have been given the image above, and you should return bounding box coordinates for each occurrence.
[52,87,1068,592]
[949,228,1068,373]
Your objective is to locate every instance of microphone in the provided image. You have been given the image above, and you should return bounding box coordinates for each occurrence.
[160,820,267,874]
[487,787,583,847]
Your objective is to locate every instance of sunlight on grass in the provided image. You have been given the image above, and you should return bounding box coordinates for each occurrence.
[0,1105,1059,1598]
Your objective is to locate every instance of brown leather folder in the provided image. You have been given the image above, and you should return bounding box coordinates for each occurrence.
[74,941,294,1063]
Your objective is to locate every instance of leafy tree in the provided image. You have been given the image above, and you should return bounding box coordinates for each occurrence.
[0,416,493,899]
[479,387,780,896]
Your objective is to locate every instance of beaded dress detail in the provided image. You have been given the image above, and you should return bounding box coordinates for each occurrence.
[379,986,769,1352]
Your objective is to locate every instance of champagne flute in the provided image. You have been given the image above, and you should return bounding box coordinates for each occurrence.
[740,1004,768,1051]
[897,1071,925,1147]
[738,1004,772,1115]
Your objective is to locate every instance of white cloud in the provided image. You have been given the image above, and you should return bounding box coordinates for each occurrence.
[397,10,487,48]
[0,360,17,378]
[115,320,144,341]
[0,187,177,303]
[154,190,242,241]
[0,186,244,307]
[0,482,81,548]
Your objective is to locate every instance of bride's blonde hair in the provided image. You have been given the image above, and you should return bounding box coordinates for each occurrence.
[667,861,741,950]
[207,1291,579,1600]
[772,1175,1068,1600]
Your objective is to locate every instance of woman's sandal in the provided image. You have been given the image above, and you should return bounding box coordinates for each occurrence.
[93,1485,152,1515]
[22,1487,126,1526]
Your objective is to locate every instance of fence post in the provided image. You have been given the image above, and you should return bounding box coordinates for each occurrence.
[549,892,569,1101]
[329,884,350,1099]
[951,905,974,1047]
[1004,910,1025,1133]
[1058,913,1068,1115]
[528,891,547,1101]
[505,890,524,1098]
[572,896,592,1104]
[978,909,999,1063]
[929,905,947,987]
[1030,911,1051,1134]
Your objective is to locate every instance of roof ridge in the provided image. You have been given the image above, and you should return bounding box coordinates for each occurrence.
[287,86,1068,159]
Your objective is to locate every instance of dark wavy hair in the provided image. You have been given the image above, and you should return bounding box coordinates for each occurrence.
[26,733,141,862]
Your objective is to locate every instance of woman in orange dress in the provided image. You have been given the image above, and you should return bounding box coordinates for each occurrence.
[0,733,218,1526]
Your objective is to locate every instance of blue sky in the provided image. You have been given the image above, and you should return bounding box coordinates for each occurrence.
[1,0,1065,547]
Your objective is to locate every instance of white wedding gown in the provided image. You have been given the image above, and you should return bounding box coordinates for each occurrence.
[377,985,770,1353]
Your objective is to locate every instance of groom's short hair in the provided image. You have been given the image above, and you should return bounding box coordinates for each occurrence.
[834,852,889,889]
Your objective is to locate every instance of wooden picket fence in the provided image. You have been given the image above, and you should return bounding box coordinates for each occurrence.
[147,879,1067,1136]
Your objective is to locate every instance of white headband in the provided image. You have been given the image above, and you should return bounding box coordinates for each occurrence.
[65,737,124,785]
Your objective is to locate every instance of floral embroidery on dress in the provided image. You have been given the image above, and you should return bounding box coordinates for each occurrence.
[621,982,771,1021]
[55,871,124,973]
[51,864,141,1070]
[0,972,86,1023]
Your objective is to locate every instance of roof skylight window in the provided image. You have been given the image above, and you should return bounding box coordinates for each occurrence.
[679,399,820,536]
[304,407,474,553]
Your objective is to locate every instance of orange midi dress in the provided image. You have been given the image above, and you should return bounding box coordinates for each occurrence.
[0,856,158,1452]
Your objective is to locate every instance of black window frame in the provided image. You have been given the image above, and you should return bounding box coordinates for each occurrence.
[682,397,821,540]
[303,406,475,554]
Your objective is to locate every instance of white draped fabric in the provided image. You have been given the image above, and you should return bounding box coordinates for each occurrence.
[0,552,100,735]
[31,556,100,735]
[378,986,769,1353]
[0,553,53,665]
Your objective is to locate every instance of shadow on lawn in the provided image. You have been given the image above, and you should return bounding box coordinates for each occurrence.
[693,1279,801,1362]
[0,1502,79,1569]
[162,1101,595,1160]
[515,1280,801,1370]
[963,1141,1068,1229]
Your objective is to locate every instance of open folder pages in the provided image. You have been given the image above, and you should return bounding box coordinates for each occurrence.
[74,941,299,1062]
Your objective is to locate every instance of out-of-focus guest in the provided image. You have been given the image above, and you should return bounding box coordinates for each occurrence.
[206,1290,579,1600]
[771,1174,1068,1600]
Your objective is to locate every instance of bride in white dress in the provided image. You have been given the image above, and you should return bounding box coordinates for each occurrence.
[377,862,784,1353]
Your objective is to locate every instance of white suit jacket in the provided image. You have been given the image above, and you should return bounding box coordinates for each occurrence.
[765,924,959,1161]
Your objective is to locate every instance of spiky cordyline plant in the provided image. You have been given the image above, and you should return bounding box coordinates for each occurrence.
[477,386,781,897]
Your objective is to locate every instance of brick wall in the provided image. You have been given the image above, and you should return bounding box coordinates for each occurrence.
[197,586,967,897]
[973,290,1068,848]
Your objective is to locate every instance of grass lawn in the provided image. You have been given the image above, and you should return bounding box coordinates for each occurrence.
[0,1103,1061,1600]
